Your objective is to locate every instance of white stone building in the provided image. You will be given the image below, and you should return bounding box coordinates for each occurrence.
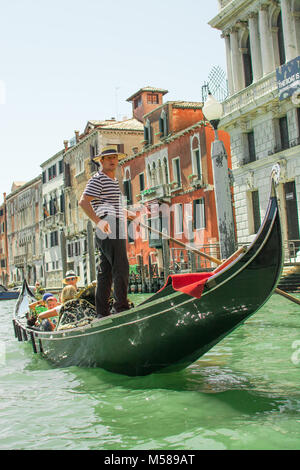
[40,149,66,288]
[210,0,300,258]
[6,177,43,285]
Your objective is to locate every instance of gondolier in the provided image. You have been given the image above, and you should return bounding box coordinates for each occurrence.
[79,146,134,317]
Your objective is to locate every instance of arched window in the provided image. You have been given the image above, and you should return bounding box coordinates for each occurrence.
[159,109,168,137]
[144,119,152,146]
[191,135,202,180]
[277,12,286,66]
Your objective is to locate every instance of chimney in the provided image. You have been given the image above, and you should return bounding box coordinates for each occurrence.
[75,130,80,143]
[63,140,69,152]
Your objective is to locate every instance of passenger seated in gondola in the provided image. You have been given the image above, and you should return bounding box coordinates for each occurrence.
[55,285,98,331]
[27,292,57,328]
[36,286,78,331]
[62,270,80,292]
[36,294,62,331]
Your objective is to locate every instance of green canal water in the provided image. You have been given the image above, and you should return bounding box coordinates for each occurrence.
[0,293,300,450]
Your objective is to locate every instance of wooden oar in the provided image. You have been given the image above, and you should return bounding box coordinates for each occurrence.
[128,210,300,306]
[274,287,300,306]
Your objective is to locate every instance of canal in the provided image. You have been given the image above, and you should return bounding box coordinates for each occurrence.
[0,293,299,450]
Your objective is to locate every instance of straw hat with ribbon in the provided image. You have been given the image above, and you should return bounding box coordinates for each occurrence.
[92,145,126,164]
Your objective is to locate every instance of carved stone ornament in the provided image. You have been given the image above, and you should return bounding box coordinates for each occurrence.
[246,170,254,190]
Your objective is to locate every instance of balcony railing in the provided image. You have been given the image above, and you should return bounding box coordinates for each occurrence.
[40,212,65,230]
[139,184,171,203]
[222,72,277,118]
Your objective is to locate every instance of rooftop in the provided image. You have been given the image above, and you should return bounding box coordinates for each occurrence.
[126,86,169,102]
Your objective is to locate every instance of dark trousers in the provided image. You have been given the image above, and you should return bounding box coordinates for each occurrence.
[95,219,129,316]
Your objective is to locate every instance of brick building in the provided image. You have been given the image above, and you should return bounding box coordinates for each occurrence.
[121,87,232,284]
[63,117,144,286]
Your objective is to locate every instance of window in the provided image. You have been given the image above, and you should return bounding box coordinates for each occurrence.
[144,119,152,146]
[279,116,289,150]
[60,192,65,213]
[243,37,253,87]
[50,231,59,247]
[123,169,132,205]
[193,198,206,230]
[147,93,158,104]
[134,96,142,109]
[148,216,162,248]
[74,241,81,256]
[139,173,145,192]
[59,159,64,174]
[172,157,181,186]
[48,163,57,181]
[174,204,183,234]
[247,132,256,162]
[191,136,202,179]
[159,110,168,137]
[277,12,286,66]
[68,243,73,257]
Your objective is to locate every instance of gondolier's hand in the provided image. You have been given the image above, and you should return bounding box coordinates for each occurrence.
[97,219,112,234]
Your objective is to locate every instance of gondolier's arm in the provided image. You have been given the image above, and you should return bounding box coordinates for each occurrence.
[79,194,111,234]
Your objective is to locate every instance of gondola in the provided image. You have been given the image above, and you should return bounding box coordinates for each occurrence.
[13,178,283,376]
[0,284,19,300]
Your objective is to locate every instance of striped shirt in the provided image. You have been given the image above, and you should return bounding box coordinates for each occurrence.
[83,171,124,220]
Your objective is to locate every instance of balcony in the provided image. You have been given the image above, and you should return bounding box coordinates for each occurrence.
[222,72,277,121]
[139,184,171,203]
[14,255,26,267]
[40,212,65,230]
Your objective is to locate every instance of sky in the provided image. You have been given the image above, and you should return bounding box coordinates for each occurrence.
[0,0,226,204]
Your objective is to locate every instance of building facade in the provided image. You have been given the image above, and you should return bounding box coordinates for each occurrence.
[63,118,144,286]
[40,149,66,288]
[6,177,43,285]
[121,88,232,282]
[210,0,300,259]
[0,193,9,286]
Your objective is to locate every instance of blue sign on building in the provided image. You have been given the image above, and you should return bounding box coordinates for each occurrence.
[276,56,300,101]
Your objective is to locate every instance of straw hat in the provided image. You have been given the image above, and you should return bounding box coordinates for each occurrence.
[62,270,80,285]
[93,145,126,163]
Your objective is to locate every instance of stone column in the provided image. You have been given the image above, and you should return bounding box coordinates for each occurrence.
[259,4,275,75]
[280,0,297,62]
[248,12,263,81]
[222,32,234,95]
[230,27,244,92]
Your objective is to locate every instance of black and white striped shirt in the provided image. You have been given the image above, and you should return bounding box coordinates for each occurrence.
[83,171,124,220]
